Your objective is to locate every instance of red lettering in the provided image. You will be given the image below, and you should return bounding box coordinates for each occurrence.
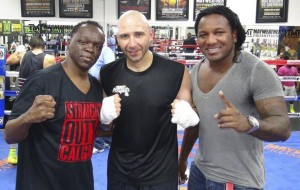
[65,103,73,118]
[58,144,93,162]
[61,121,75,144]
[58,145,69,160]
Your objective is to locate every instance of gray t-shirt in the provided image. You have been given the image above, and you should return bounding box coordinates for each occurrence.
[191,51,283,188]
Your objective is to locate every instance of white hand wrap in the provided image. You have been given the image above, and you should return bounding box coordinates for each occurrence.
[171,100,199,129]
[100,95,118,124]
[16,45,26,53]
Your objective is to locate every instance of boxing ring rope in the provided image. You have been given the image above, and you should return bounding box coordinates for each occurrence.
[6,71,19,77]
[279,76,300,81]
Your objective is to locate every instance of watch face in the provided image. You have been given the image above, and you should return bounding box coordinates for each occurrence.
[246,116,260,133]
[249,116,259,127]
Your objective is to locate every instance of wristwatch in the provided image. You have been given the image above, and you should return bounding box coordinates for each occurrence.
[246,116,260,133]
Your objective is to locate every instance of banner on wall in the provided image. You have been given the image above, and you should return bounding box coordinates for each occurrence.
[244,25,279,60]
[277,26,300,60]
[0,20,24,36]
[24,24,74,35]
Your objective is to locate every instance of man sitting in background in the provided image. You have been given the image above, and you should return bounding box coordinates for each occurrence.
[183,32,197,60]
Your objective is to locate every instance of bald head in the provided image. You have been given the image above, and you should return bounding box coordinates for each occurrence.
[117,10,149,31]
[115,10,153,65]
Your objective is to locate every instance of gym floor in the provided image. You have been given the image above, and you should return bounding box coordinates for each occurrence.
[0,129,299,190]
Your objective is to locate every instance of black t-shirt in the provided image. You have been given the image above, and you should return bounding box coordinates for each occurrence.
[101,54,184,186]
[10,63,103,190]
[183,37,197,52]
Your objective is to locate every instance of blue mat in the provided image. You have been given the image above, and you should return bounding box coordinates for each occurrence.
[0,130,299,190]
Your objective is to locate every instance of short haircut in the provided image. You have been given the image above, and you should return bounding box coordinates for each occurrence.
[70,20,104,38]
[29,36,45,49]
[194,6,246,62]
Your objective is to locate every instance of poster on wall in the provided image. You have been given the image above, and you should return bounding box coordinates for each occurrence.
[244,25,279,60]
[118,0,151,19]
[156,0,189,20]
[59,0,93,18]
[277,26,300,60]
[256,0,288,23]
[21,0,55,17]
[193,0,226,20]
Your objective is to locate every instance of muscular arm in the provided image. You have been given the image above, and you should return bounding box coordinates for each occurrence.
[6,52,25,65]
[176,67,200,182]
[178,124,199,183]
[5,112,32,144]
[179,125,199,161]
[174,66,198,133]
[217,92,291,142]
[5,95,56,144]
[176,67,193,103]
[251,96,291,142]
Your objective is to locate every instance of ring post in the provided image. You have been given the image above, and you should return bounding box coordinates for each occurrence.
[0,46,6,128]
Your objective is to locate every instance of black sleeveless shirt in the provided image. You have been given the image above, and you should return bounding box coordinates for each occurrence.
[101,53,185,186]
[18,51,46,88]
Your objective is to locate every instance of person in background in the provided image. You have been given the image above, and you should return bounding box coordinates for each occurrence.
[100,10,199,190]
[253,38,261,57]
[277,55,299,113]
[90,46,115,80]
[107,31,117,54]
[6,44,27,88]
[18,36,56,89]
[6,44,27,65]
[183,32,197,60]
[4,20,121,190]
[178,6,291,190]
[89,46,115,153]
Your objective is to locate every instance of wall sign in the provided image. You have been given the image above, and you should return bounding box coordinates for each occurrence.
[21,0,55,17]
[0,20,24,36]
[256,0,289,23]
[59,0,93,18]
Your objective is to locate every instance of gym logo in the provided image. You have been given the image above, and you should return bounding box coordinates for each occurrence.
[0,49,3,60]
[58,101,101,162]
[113,85,130,96]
